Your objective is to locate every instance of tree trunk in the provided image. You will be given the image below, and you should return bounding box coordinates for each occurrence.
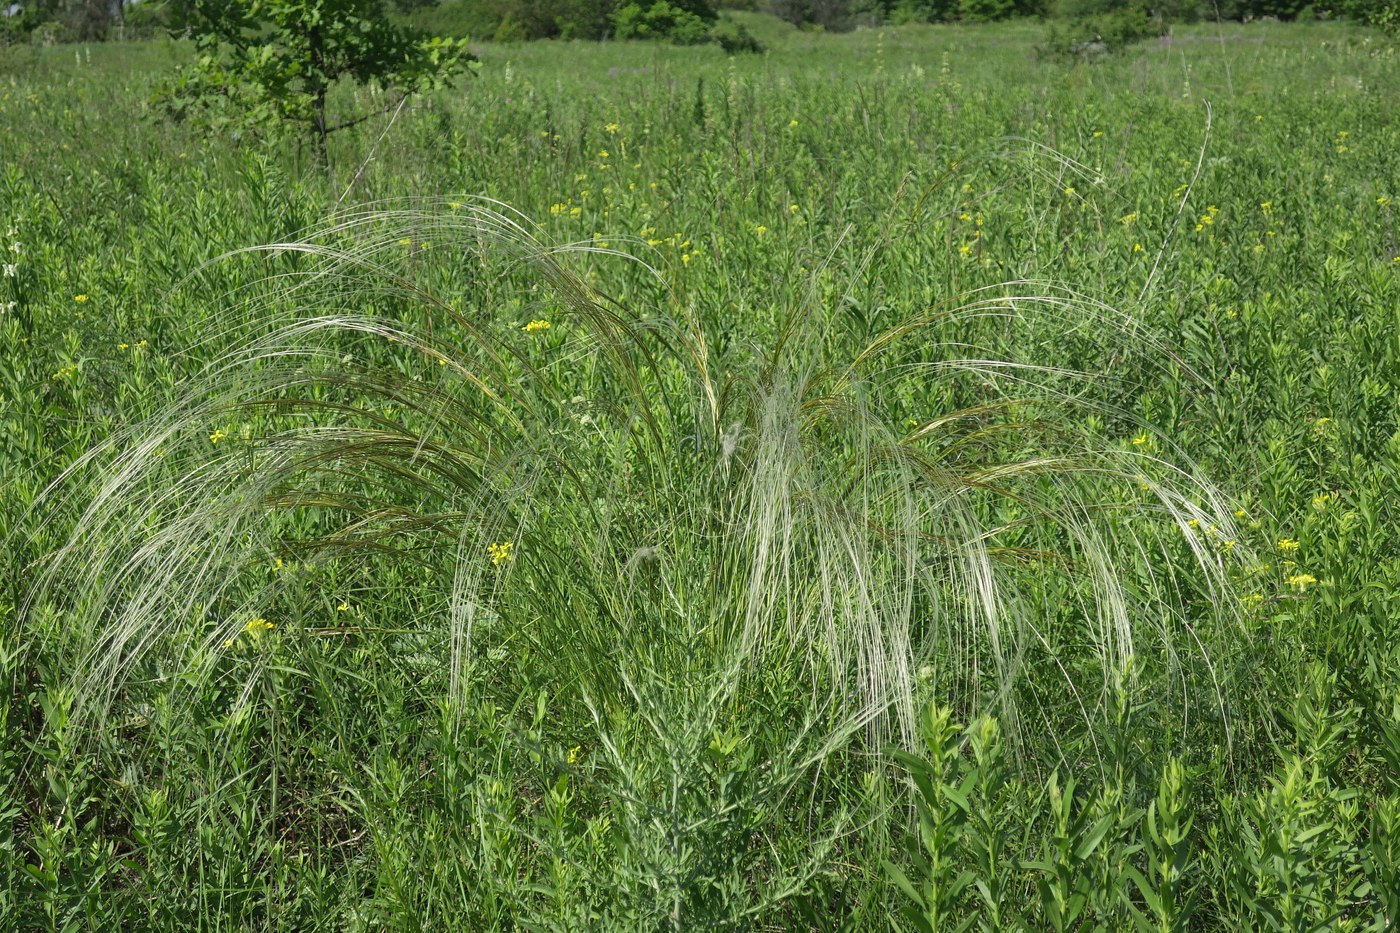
[308,21,329,165]
[312,85,328,165]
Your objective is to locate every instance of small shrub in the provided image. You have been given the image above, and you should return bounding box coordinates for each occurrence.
[492,11,528,41]
[712,16,765,51]
[613,0,717,41]
[1042,0,1165,59]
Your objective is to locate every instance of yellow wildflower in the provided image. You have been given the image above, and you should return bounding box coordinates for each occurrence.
[1276,538,1300,553]
[243,617,274,638]
[523,319,551,334]
[1286,573,1317,592]
[73,294,89,303]
[567,745,583,764]
[209,429,228,444]
[1131,432,1149,446]
[337,600,350,612]
[604,122,620,134]
[487,541,513,566]
[754,225,768,236]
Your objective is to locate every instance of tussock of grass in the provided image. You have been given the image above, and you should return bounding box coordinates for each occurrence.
[28,199,1248,759]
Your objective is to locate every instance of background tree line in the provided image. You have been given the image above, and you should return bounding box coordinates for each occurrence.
[407,0,1395,39]
[2,0,1393,47]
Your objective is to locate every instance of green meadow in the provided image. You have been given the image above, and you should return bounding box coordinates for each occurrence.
[3,19,1400,929]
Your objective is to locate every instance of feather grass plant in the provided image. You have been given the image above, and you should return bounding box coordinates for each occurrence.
[23,199,1252,813]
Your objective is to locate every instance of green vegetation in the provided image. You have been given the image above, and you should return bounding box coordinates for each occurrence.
[156,0,474,160]
[9,0,1393,46]
[1042,0,1166,59]
[3,18,1400,929]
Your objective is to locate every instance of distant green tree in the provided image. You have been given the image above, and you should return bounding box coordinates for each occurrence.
[1336,0,1398,32]
[612,0,716,40]
[959,0,1016,21]
[548,0,613,36]
[1044,0,1165,56]
[160,0,475,161]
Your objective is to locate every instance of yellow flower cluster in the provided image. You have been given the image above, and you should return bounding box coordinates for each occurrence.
[487,541,513,565]
[244,617,275,637]
[523,319,550,334]
[1286,573,1317,592]
[223,617,275,648]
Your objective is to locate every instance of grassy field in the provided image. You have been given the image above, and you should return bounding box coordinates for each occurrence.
[3,18,1400,929]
